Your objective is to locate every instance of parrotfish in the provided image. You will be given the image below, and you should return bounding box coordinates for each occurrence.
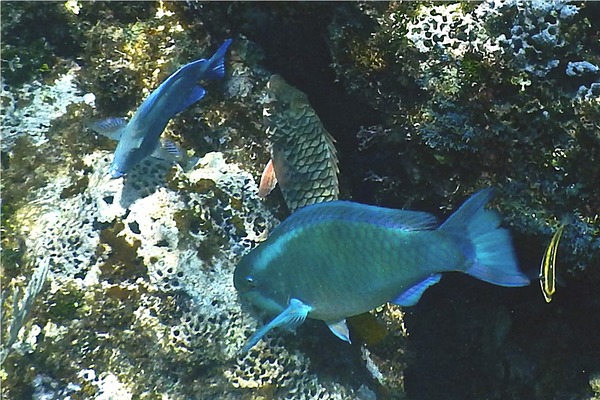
[234,189,530,351]
[90,39,232,178]
[258,75,339,212]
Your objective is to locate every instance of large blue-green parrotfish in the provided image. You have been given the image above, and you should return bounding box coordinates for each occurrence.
[234,189,530,351]
[90,39,232,178]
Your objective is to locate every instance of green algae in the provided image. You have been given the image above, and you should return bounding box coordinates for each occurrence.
[98,221,146,283]
[60,176,90,199]
[0,208,25,280]
[46,284,84,322]
[0,2,82,86]
[169,170,248,263]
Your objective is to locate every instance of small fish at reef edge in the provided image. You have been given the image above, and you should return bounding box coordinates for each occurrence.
[540,223,565,303]
[89,39,232,178]
[234,188,530,351]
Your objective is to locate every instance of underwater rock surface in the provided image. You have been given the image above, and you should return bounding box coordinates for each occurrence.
[1,2,599,400]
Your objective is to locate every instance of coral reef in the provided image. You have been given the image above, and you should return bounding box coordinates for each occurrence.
[1,1,599,400]
[0,2,388,399]
[328,0,600,274]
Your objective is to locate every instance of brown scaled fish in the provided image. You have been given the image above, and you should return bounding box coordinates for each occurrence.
[259,75,339,213]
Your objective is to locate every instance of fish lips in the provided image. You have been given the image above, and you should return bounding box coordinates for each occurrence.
[239,290,284,317]
[108,163,126,179]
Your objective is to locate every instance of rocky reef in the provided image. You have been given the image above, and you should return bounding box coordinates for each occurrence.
[1,2,599,400]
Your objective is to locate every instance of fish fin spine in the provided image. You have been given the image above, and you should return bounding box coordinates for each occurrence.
[440,189,530,287]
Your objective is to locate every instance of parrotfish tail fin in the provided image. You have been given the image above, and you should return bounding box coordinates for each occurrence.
[204,38,232,80]
[243,298,311,352]
[440,188,530,287]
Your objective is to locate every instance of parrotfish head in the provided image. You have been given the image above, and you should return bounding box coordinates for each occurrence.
[234,251,283,316]
[233,254,255,294]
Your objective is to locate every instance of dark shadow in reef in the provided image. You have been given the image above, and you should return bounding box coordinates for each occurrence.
[402,273,599,400]
[184,2,384,200]
[233,3,384,202]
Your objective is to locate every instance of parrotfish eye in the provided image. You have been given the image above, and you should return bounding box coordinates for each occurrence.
[246,276,255,288]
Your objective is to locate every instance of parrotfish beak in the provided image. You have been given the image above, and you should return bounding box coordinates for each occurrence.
[233,266,247,293]
[109,165,125,179]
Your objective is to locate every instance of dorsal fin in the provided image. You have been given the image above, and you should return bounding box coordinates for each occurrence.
[274,201,438,237]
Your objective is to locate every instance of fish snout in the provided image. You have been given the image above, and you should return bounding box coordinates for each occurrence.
[233,267,248,293]
[109,165,125,179]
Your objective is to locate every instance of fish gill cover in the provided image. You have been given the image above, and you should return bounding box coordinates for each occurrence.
[1,1,599,400]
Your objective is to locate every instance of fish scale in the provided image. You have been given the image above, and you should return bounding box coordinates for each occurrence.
[263,75,339,212]
[235,190,530,350]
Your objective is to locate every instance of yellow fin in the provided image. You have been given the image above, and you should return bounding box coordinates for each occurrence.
[540,224,565,303]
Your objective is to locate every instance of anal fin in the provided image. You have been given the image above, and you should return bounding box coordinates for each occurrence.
[151,139,184,161]
[391,274,441,306]
[326,319,351,343]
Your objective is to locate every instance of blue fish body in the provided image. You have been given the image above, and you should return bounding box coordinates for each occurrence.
[234,189,530,350]
[94,39,232,178]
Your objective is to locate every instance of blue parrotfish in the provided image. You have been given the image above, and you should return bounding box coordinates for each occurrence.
[90,39,232,178]
[234,189,530,351]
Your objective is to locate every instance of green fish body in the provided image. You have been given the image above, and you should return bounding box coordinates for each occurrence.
[234,189,530,350]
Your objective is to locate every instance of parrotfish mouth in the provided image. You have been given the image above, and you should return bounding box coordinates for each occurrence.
[238,290,286,317]
[109,165,125,179]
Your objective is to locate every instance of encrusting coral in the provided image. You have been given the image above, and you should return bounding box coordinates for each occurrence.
[1,2,599,400]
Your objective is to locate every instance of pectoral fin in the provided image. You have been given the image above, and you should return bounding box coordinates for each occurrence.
[243,298,312,352]
[326,319,351,343]
[151,139,184,161]
[391,274,441,306]
[88,117,127,141]
[258,159,278,198]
